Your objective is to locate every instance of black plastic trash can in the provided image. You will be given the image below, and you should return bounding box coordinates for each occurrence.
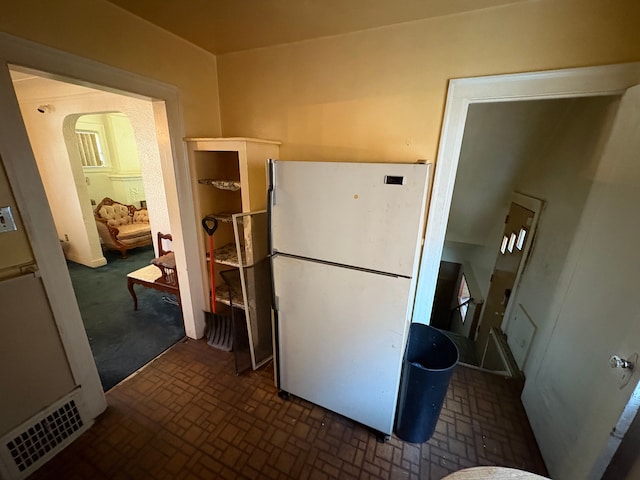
[394,323,459,443]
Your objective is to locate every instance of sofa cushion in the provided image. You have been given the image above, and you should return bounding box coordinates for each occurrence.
[133,209,149,223]
[117,223,152,241]
[119,235,153,247]
[99,204,132,227]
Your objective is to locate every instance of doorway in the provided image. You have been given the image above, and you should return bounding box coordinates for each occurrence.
[412,64,640,479]
[474,200,536,359]
[9,67,185,390]
[0,32,207,427]
[427,98,596,375]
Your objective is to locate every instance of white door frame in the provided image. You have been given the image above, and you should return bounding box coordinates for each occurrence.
[411,61,640,476]
[0,33,206,419]
[413,62,640,325]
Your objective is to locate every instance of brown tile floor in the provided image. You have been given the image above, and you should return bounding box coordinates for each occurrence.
[29,339,548,479]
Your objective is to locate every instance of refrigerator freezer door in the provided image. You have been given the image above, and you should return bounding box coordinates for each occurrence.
[271,161,430,277]
[273,254,412,435]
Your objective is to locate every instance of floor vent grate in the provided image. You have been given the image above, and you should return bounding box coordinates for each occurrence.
[1,393,87,479]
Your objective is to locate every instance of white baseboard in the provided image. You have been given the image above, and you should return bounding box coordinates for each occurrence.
[64,253,107,268]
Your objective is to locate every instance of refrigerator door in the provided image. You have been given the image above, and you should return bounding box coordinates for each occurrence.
[270,161,430,277]
[273,254,412,435]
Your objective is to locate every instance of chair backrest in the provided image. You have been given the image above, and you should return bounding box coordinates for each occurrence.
[158,232,172,256]
[152,255,178,287]
[152,232,178,288]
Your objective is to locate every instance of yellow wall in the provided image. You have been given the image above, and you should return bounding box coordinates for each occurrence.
[217,0,640,163]
[1,0,221,137]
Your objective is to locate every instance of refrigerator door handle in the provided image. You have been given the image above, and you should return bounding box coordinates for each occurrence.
[267,160,277,259]
[275,252,408,279]
[268,159,277,205]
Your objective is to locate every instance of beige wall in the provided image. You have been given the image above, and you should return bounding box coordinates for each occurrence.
[0,0,220,443]
[0,161,32,278]
[215,17,639,474]
[217,0,640,163]
[1,0,639,471]
[446,92,632,479]
[0,161,75,436]
[509,96,620,374]
[439,96,618,345]
[438,96,620,477]
[2,0,221,138]
[442,99,579,307]
[0,273,76,434]
[14,78,174,267]
[518,86,640,478]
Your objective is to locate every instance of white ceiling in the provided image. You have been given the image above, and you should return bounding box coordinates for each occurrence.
[106,0,528,54]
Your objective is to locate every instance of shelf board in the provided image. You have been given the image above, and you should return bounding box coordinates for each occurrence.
[204,212,243,223]
[215,270,245,309]
[185,137,282,146]
[206,243,246,267]
[198,179,241,191]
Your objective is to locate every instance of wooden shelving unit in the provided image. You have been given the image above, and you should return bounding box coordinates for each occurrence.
[186,137,280,371]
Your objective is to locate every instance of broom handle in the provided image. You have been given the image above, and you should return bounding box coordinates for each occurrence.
[208,234,217,313]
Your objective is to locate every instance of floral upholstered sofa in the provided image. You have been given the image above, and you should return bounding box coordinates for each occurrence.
[94,197,152,258]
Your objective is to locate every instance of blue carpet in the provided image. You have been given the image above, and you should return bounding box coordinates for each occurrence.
[67,246,185,391]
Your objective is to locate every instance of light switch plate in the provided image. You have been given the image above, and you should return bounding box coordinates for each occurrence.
[0,206,17,233]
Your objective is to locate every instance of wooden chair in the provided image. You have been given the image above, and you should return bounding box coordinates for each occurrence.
[126,232,180,310]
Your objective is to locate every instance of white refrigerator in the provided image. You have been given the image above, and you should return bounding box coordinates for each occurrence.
[269,160,431,436]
